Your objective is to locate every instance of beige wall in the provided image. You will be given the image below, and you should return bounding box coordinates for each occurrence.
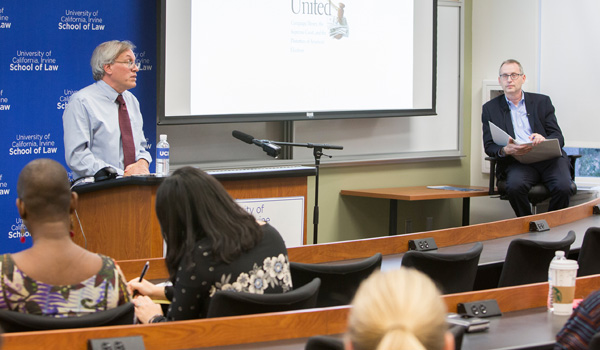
[467,0,542,224]
[469,0,540,188]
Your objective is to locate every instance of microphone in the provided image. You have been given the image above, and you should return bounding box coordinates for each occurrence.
[232,130,254,144]
[232,130,281,158]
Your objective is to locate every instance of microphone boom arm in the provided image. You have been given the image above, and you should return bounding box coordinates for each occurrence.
[232,130,343,244]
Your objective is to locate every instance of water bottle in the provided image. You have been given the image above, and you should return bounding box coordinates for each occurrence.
[156,134,170,177]
[548,250,566,311]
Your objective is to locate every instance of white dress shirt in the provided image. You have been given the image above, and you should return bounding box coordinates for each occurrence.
[62,80,151,178]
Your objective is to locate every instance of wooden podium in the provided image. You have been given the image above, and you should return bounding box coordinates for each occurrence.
[72,167,315,260]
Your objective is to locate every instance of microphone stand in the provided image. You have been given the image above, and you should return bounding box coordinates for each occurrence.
[267,141,343,244]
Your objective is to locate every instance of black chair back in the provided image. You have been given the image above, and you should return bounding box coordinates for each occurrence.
[498,230,576,288]
[578,227,600,277]
[290,253,382,307]
[206,277,320,318]
[304,335,344,350]
[0,302,135,333]
[303,322,464,350]
[589,332,600,350]
[449,324,466,350]
[402,242,483,294]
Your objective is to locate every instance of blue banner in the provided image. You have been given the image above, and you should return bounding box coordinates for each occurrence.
[0,1,157,253]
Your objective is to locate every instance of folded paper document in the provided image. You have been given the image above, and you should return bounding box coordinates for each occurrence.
[427,186,484,192]
[489,121,561,164]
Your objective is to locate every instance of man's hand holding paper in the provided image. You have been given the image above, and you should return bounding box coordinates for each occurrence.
[529,133,546,146]
[504,138,532,156]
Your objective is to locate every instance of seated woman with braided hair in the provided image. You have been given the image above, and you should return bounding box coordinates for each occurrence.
[0,159,130,316]
[346,268,454,350]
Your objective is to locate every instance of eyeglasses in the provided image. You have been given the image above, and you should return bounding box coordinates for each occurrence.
[499,73,523,81]
[114,60,140,70]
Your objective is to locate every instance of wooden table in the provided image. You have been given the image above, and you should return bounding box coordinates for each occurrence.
[340,185,490,235]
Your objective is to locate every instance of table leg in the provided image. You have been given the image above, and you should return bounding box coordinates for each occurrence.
[462,198,471,226]
[389,199,398,235]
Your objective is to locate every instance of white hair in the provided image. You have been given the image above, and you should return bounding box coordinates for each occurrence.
[90,40,136,81]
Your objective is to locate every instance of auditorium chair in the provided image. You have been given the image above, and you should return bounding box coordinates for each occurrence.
[486,155,580,214]
[304,324,465,350]
[449,323,466,350]
[206,277,320,318]
[497,230,576,288]
[589,332,600,350]
[289,253,382,307]
[577,227,600,276]
[0,302,135,333]
[401,242,483,294]
[304,335,344,350]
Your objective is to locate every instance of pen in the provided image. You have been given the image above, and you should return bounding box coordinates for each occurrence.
[138,261,150,282]
[133,261,149,297]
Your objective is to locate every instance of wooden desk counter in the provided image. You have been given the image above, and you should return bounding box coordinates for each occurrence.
[3,275,599,350]
[341,185,489,234]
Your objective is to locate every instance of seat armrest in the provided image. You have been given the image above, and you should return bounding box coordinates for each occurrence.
[568,154,581,180]
[485,156,498,195]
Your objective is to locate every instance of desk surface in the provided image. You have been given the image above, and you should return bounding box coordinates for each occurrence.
[462,307,570,350]
[72,166,317,194]
[194,307,570,350]
[340,184,489,201]
[379,212,600,269]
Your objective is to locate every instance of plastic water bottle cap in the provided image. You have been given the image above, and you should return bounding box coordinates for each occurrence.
[550,258,578,270]
[555,251,565,258]
[160,134,167,141]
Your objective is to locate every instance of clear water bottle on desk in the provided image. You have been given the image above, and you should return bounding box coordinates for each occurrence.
[547,250,566,311]
[156,134,170,177]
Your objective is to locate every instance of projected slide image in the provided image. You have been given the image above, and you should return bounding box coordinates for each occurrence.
[189,0,414,116]
[326,1,349,40]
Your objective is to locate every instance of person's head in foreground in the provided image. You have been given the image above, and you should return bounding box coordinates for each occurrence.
[346,268,454,350]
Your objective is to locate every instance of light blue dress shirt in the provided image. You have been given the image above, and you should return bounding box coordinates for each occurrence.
[62,80,151,179]
[505,91,532,143]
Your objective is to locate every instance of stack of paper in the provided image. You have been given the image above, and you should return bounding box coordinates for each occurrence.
[489,122,561,164]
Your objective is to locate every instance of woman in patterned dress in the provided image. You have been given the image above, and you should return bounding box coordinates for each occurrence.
[0,159,130,317]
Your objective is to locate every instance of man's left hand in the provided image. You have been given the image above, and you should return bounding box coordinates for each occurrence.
[124,159,150,176]
[529,133,546,146]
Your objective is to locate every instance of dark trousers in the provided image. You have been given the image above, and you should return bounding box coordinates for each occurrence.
[504,156,573,217]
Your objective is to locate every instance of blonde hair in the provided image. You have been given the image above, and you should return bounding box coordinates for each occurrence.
[347,268,448,350]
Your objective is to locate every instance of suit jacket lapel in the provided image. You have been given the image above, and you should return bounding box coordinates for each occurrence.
[523,92,537,133]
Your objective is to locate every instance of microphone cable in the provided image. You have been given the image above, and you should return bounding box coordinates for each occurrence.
[70,182,88,249]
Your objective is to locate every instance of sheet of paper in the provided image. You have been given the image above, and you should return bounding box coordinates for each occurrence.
[489,121,532,145]
[426,186,484,192]
[488,121,562,164]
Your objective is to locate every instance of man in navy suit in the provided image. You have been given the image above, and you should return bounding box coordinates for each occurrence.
[482,59,573,217]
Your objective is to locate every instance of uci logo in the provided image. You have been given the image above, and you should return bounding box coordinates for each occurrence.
[159,150,169,157]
